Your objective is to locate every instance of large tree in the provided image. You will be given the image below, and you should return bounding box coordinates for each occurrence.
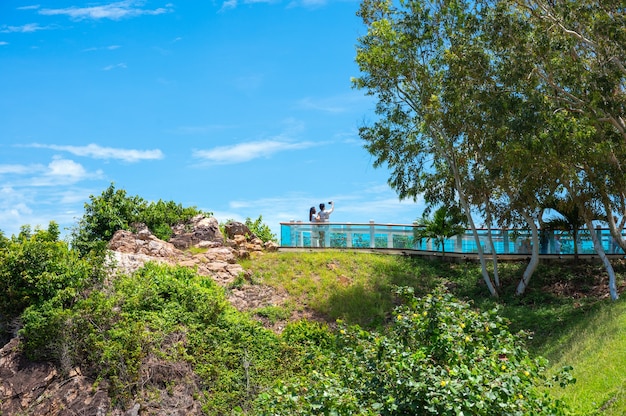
[503,0,625,299]
[354,0,502,297]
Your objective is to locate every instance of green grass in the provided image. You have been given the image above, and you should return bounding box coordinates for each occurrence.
[543,299,626,415]
[242,250,626,415]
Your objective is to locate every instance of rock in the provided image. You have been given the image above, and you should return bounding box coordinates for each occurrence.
[224,221,254,240]
[170,215,223,249]
[0,338,115,416]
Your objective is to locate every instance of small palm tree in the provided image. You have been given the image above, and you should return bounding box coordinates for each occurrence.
[414,206,467,254]
[543,195,603,260]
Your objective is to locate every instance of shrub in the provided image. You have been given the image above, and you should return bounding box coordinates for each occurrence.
[71,183,210,255]
[255,286,573,415]
[245,215,277,243]
[0,222,99,322]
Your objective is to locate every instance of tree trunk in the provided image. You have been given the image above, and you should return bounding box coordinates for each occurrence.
[586,218,619,301]
[453,177,498,298]
[516,212,540,296]
[484,219,501,289]
[434,133,498,298]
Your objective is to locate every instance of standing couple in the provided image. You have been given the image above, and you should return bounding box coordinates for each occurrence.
[309,201,334,247]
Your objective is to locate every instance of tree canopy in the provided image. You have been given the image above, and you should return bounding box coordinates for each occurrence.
[353,0,625,298]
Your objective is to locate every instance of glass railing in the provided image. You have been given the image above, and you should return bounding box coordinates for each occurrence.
[280,221,625,255]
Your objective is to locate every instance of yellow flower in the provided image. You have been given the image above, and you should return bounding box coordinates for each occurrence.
[523,371,530,377]
[465,336,471,342]
[397,315,403,321]
[501,364,506,370]
[440,380,447,387]
[340,329,346,334]
[423,311,428,316]
[460,323,465,329]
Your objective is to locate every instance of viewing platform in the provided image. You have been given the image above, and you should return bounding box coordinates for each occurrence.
[280,221,625,256]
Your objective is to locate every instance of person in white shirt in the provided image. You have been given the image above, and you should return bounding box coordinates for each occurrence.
[318,201,334,222]
[317,201,334,246]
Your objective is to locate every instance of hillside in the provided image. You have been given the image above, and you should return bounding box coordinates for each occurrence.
[1,218,625,414]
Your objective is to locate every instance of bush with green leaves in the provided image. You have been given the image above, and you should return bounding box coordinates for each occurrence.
[220,215,278,244]
[71,183,210,255]
[0,222,101,326]
[245,215,277,243]
[20,262,299,412]
[255,286,573,415]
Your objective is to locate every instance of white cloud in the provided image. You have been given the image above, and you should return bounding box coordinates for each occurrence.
[193,140,317,164]
[26,158,101,187]
[39,1,173,21]
[0,164,37,175]
[0,41,8,46]
[0,23,49,33]
[103,62,127,71]
[46,158,86,179]
[220,0,238,11]
[27,143,164,162]
[83,44,121,52]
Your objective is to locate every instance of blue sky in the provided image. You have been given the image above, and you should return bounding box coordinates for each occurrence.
[0,0,424,240]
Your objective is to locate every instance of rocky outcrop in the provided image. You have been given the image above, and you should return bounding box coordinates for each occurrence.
[170,215,224,250]
[0,338,114,416]
[0,216,285,415]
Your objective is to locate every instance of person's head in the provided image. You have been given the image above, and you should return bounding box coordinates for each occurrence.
[319,203,325,211]
[309,206,316,221]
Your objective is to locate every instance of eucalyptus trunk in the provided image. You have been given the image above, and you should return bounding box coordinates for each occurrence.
[585,218,619,301]
[516,212,540,296]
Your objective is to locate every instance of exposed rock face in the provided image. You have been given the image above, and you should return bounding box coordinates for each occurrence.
[0,338,114,416]
[170,215,224,250]
[0,215,285,415]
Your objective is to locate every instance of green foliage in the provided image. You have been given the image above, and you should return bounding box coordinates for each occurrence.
[415,206,467,254]
[252,305,291,324]
[244,215,277,243]
[280,320,333,350]
[0,222,99,323]
[256,286,573,415]
[141,199,206,241]
[220,215,277,243]
[19,262,297,412]
[71,183,209,255]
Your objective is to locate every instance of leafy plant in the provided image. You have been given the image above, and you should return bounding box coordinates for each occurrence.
[256,286,573,415]
[71,183,209,255]
[414,206,467,254]
[244,215,277,243]
[0,222,100,324]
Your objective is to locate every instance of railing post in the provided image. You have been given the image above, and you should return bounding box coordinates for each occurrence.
[369,220,375,248]
[346,223,352,248]
[289,220,296,247]
[502,228,509,254]
[296,221,303,247]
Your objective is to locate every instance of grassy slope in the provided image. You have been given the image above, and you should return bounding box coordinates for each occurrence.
[242,250,626,415]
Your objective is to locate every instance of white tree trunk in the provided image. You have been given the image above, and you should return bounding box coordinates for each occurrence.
[586,218,619,301]
[433,132,498,298]
[516,212,540,296]
[485,220,501,289]
[452,172,498,298]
